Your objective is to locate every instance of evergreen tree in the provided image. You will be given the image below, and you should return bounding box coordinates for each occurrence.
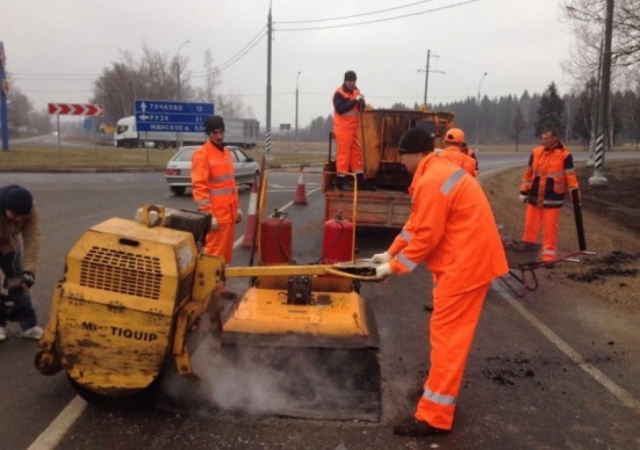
[511,107,526,152]
[534,82,565,137]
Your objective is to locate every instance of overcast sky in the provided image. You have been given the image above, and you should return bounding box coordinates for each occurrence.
[2,0,575,128]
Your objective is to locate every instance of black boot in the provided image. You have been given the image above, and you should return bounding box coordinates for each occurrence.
[356,173,375,191]
[392,417,448,437]
[333,176,353,191]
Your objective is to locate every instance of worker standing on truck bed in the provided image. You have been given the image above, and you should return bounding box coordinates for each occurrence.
[371,127,508,437]
[519,127,580,262]
[441,128,477,177]
[191,116,243,266]
[332,70,366,191]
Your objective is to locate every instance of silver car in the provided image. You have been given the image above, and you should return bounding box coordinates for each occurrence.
[165,145,260,196]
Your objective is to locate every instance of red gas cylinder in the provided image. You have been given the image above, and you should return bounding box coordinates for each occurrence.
[260,209,293,264]
[322,212,354,264]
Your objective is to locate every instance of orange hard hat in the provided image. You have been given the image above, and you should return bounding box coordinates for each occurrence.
[445,128,465,144]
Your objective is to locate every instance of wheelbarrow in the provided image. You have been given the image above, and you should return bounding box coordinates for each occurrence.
[500,240,596,297]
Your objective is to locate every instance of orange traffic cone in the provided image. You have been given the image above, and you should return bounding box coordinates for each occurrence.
[241,179,259,248]
[294,165,308,205]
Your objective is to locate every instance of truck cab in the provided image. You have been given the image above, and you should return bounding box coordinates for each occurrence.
[114,116,139,148]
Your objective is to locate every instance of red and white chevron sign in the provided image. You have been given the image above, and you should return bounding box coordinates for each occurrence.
[47,103,104,116]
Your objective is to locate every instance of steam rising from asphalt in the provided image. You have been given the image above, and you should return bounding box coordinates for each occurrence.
[162,327,380,420]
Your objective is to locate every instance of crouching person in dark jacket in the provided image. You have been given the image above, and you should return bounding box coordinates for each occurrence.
[0,184,43,341]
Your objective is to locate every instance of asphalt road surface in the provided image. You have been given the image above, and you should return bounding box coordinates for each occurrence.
[1,153,639,450]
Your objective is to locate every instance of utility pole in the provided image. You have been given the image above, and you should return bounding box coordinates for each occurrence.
[587,37,604,167]
[589,0,613,187]
[294,71,301,152]
[475,72,488,148]
[176,40,190,149]
[417,50,443,108]
[265,2,273,159]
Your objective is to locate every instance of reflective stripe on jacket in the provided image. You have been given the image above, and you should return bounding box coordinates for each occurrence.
[191,140,239,224]
[389,153,508,296]
[332,85,361,132]
[519,142,579,209]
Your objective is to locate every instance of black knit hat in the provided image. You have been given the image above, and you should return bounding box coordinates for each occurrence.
[5,186,33,215]
[204,115,225,134]
[344,70,357,82]
[399,127,434,154]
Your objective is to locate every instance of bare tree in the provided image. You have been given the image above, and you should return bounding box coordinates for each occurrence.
[193,49,221,104]
[562,0,640,80]
[6,82,33,131]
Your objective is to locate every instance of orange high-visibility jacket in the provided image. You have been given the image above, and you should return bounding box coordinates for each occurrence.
[464,147,479,173]
[441,146,477,177]
[191,140,239,224]
[389,153,507,296]
[520,142,579,208]
[389,155,431,255]
[332,85,361,133]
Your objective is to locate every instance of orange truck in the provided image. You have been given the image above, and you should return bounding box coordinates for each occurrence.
[323,108,455,228]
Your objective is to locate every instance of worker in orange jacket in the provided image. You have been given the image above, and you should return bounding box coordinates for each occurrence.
[460,142,479,174]
[191,115,243,264]
[520,128,580,262]
[371,127,508,437]
[440,128,477,177]
[332,70,366,190]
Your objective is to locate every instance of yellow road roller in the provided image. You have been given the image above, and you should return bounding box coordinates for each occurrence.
[36,205,381,417]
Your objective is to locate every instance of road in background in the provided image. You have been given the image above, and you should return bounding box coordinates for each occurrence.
[1,155,639,449]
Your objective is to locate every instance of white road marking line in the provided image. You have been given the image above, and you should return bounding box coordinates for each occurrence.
[494,282,640,411]
[28,396,87,450]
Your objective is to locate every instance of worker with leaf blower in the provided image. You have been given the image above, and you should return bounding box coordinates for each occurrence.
[370,127,508,437]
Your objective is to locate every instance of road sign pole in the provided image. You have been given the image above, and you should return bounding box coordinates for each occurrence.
[57,114,62,164]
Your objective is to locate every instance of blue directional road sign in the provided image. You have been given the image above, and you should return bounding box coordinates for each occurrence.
[134,100,215,133]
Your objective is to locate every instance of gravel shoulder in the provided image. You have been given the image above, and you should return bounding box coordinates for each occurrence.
[483,159,640,313]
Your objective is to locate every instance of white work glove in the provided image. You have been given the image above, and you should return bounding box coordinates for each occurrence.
[236,207,243,224]
[518,194,527,204]
[356,94,364,102]
[210,216,219,231]
[376,263,392,278]
[371,251,392,264]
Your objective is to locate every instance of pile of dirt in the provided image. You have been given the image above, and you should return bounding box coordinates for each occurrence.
[483,158,640,313]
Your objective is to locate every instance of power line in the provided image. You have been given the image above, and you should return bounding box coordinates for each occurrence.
[192,26,267,77]
[276,0,481,31]
[10,72,100,77]
[437,55,561,69]
[276,0,439,24]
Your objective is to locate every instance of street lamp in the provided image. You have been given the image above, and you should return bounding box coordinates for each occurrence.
[475,72,488,148]
[176,40,190,148]
[294,71,301,151]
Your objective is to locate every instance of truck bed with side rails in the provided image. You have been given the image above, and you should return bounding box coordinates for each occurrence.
[323,108,455,228]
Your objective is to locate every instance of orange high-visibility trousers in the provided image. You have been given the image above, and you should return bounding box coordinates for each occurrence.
[522,204,561,262]
[415,282,491,430]
[335,128,363,175]
[204,222,236,264]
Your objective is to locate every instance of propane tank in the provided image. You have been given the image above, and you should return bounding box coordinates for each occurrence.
[322,211,354,264]
[260,209,293,265]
